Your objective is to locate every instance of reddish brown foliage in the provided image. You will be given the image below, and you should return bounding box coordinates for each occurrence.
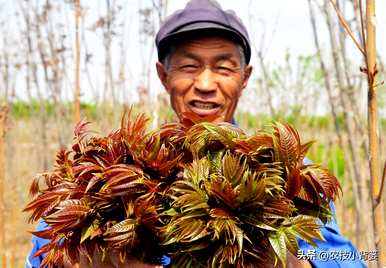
[24,111,340,267]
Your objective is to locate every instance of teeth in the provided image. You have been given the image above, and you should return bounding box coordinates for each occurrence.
[193,101,216,109]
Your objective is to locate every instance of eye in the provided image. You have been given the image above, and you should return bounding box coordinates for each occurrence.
[180,64,199,72]
[218,66,232,71]
[216,66,234,75]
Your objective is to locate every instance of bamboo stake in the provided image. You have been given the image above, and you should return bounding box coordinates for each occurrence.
[365,1,385,266]
[74,0,81,123]
[0,105,9,268]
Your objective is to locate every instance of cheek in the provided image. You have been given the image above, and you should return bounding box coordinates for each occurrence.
[168,77,193,112]
[170,91,184,113]
[221,79,243,104]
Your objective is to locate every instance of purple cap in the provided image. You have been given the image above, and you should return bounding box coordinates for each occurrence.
[155,0,251,64]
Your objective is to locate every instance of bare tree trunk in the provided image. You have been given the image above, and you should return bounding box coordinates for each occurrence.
[0,105,9,268]
[18,0,48,171]
[34,3,56,171]
[322,1,365,246]
[308,0,343,149]
[338,1,367,150]
[74,0,81,123]
[257,52,275,117]
[45,5,68,149]
[10,189,16,268]
[365,0,385,266]
[6,112,16,268]
[335,0,373,252]
[104,0,115,107]
[328,0,386,264]
[154,0,169,128]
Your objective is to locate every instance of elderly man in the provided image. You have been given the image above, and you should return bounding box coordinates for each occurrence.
[26,0,366,267]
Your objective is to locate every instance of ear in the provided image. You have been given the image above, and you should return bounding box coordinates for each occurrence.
[156,62,170,93]
[241,65,253,90]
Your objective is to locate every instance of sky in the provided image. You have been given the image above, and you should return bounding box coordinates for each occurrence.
[164,0,386,65]
[1,0,385,115]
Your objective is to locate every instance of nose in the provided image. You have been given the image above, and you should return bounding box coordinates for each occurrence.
[194,67,217,93]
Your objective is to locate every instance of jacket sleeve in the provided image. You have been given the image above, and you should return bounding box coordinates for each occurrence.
[25,220,50,268]
[297,201,367,268]
[298,158,367,267]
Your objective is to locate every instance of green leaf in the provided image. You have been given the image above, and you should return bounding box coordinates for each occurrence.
[299,140,315,162]
[268,231,287,267]
[273,123,301,168]
[222,152,246,187]
[162,208,177,216]
[80,219,100,243]
[182,158,210,189]
[282,228,299,255]
[207,150,224,174]
[243,215,277,231]
[203,123,240,148]
[283,215,324,247]
[104,219,137,235]
[163,218,208,244]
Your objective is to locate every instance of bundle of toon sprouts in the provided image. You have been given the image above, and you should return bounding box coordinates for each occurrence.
[25,111,340,268]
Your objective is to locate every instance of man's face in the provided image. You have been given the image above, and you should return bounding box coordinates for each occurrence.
[156,35,252,123]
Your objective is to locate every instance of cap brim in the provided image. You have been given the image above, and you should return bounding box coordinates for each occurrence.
[158,22,250,63]
[171,22,231,35]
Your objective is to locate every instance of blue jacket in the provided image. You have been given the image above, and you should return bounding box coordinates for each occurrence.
[298,201,367,267]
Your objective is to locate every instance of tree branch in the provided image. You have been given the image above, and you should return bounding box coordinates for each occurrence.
[328,0,365,55]
[374,161,386,207]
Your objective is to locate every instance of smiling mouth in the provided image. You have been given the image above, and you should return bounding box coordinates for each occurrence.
[190,101,220,110]
[188,101,222,117]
